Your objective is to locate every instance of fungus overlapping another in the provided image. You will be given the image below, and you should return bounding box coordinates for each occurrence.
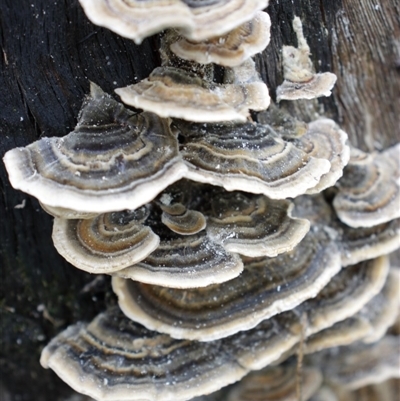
[78,0,270,44]
[305,269,400,354]
[316,335,400,390]
[333,145,400,228]
[112,229,341,341]
[3,84,187,215]
[39,306,304,401]
[52,207,160,274]
[115,64,270,122]
[177,120,331,198]
[5,2,399,400]
[170,11,271,67]
[226,360,323,401]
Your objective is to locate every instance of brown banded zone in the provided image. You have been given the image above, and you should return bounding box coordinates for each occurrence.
[177,120,331,198]
[112,228,341,341]
[52,208,160,274]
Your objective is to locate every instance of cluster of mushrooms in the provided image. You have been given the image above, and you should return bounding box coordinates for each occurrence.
[3,1,400,400]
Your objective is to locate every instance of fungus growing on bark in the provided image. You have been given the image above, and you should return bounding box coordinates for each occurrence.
[170,11,271,66]
[333,144,400,228]
[112,229,341,341]
[3,84,186,214]
[276,17,337,101]
[78,0,269,44]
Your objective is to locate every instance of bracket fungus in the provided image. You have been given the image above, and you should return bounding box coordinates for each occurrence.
[5,2,399,400]
[177,119,331,198]
[115,64,270,122]
[3,84,187,215]
[276,17,337,102]
[305,268,400,353]
[78,0,269,44]
[317,335,400,390]
[112,229,342,341]
[170,11,271,67]
[333,144,400,228]
[51,207,160,274]
[225,360,323,401]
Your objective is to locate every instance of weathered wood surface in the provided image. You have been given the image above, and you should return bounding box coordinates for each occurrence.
[0,0,398,400]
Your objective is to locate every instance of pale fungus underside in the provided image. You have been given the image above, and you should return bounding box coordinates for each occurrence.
[78,0,270,43]
[3,1,399,400]
[170,11,271,67]
[115,65,270,122]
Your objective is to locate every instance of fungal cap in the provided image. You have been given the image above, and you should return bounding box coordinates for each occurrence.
[112,229,342,341]
[3,84,187,214]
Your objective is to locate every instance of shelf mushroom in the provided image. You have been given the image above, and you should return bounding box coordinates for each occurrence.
[226,360,323,401]
[333,144,400,228]
[3,84,187,215]
[305,269,400,353]
[112,229,342,341]
[177,119,332,198]
[78,0,270,44]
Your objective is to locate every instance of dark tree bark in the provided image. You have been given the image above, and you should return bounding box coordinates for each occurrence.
[0,1,398,400]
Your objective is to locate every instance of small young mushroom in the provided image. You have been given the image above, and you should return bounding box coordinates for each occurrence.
[177,119,331,199]
[112,228,341,341]
[78,0,270,44]
[3,84,187,215]
[333,144,400,228]
[276,17,337,102]
[170,11,271,67]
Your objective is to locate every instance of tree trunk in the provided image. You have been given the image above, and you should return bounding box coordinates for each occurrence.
[0,0,398,400]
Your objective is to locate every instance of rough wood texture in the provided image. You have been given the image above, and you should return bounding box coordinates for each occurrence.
[0,0,398,400]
